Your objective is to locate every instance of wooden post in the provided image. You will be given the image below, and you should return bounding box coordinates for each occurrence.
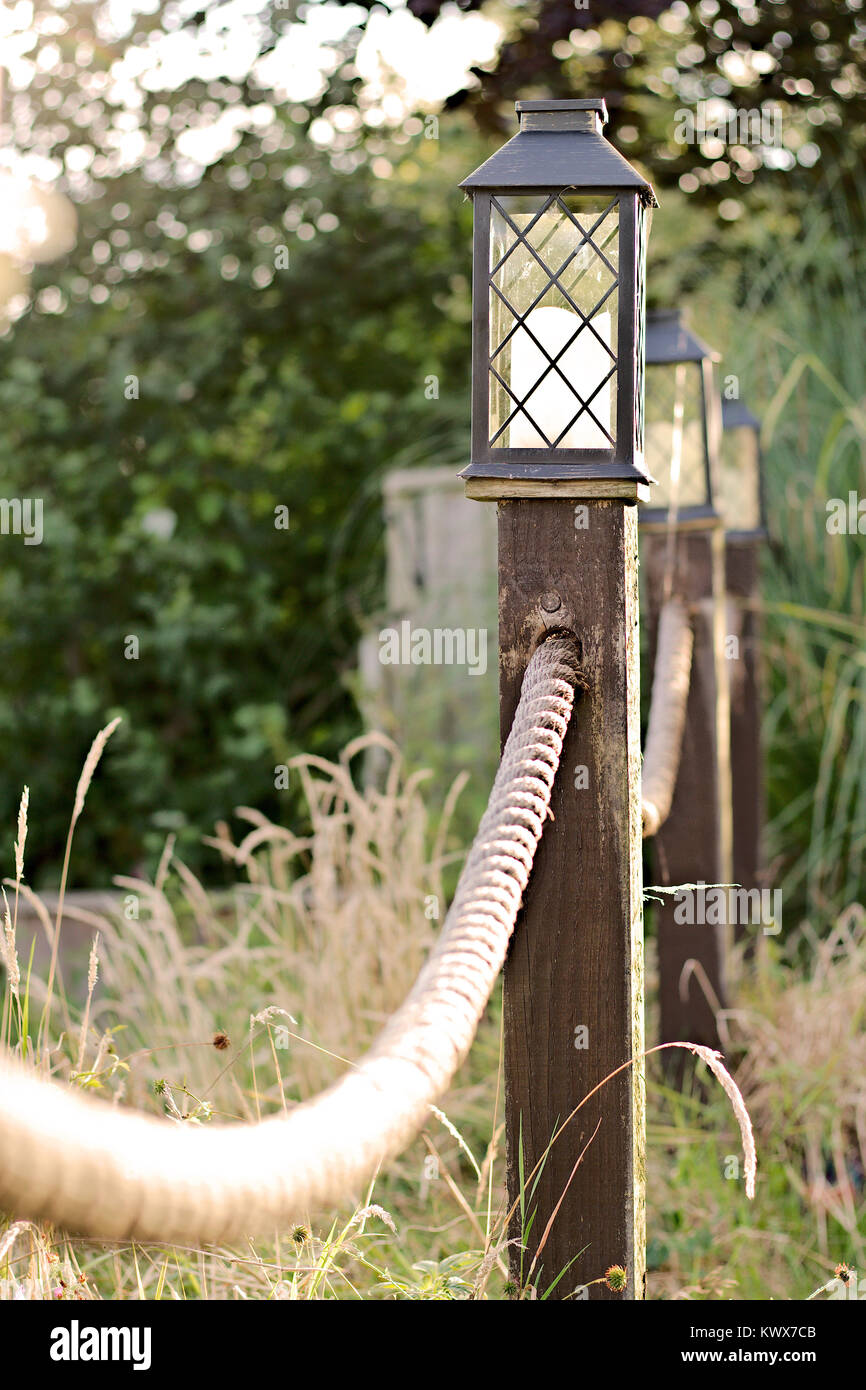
[456,92,657,1298]
[641,522,732,1054]
[725,537,764,946]
[487,486,645,1301]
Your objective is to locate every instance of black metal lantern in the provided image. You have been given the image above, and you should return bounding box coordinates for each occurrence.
[639,309,721,527]
[459,99,657,488]
[719,397,767,540]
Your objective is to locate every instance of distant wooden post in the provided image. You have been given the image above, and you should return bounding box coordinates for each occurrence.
[468,482,645,1301]
[641,522,733,1054]
[725,536,764,946]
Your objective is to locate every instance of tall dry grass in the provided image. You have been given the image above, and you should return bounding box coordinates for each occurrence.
[733,905,866,1264]
[646,903,866,1300]
[10,733,465,1115]
[0,718,770,1300]
[0,729,475,1298]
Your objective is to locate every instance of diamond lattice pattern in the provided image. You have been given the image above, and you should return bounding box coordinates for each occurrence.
[489,194,620,450]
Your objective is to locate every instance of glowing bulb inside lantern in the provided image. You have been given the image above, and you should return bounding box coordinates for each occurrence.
[510,305,612,449]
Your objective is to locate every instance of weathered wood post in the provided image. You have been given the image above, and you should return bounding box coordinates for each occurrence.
[639,312,732,1056]
[459,98,656,1299]
[725,537,763,945]
[719,398,768,948]
[641,523,732,1049]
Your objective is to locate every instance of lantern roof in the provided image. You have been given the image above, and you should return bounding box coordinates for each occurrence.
[722,397,761,432]
[645,309,720,365]
[459,99,658,206]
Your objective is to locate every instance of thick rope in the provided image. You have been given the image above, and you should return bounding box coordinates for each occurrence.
[0,636,582,1245]
[641,599,693,839]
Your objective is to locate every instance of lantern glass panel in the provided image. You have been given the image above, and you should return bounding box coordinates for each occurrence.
[488,193,619,450]
[719,424,761,531]
[644,360,707,510]
[634,203,648,456]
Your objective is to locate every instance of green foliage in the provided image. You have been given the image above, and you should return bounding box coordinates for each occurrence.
[684,182,866,920]
[1,0,862,902]
[0,122,475,882]
[405,0,865,220]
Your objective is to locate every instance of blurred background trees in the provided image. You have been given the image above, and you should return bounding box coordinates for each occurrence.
[0,0,863,917]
